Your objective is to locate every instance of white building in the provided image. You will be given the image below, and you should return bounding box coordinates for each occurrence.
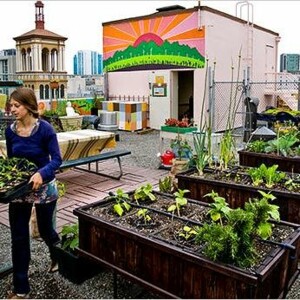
[0,49,16,81]
[102,3,280,131]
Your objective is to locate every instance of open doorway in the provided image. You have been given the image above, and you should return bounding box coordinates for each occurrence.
[172,70,194,121]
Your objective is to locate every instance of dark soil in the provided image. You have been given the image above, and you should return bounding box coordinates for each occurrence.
[189,166,300,193]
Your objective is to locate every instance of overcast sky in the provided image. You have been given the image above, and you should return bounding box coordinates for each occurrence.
[1,1,298,73]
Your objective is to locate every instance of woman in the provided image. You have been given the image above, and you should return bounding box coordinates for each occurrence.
[5,87,62,299]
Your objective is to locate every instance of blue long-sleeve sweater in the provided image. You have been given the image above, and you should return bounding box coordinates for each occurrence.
[5,119,62,182]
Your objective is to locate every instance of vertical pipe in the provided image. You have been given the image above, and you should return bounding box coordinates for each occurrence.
[197,1,201,30]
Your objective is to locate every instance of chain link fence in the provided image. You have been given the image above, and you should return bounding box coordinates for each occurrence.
[212,79,300,137]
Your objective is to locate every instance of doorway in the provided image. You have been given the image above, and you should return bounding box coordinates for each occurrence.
[171,70,194,121]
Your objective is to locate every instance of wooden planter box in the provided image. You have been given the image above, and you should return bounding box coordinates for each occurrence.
[73,194,300,299]
[176,169,300,224]
[238,150,300,173]
[53,242,102,284]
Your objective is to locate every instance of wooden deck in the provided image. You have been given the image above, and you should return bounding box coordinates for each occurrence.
[0,161,168,233]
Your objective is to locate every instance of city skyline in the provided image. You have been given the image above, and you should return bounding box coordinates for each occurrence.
[0,1,299,73]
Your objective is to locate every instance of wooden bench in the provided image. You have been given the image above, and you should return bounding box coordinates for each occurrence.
[60,149,131,180]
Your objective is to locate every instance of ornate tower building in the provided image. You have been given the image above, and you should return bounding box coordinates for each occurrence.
[13,1,68,101]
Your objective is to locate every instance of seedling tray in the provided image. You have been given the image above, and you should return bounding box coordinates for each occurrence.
[0,180,33,203]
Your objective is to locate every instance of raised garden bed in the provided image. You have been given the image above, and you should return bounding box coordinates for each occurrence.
[238,150,300,173]
[176,167,300,224]
[73,191,300,299]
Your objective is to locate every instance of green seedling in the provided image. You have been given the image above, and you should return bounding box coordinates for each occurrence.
[137,208,152,224]
[168,189,189,217]
[178,225,198,241]
[112,188,131,217]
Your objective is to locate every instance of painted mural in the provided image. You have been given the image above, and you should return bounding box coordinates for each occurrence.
[103,11,205,72]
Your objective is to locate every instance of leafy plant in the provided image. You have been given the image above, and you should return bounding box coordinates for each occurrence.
[219,130,236,170]
[167,189,189,217]
[195,190,280,267]
[284,178,300,191]
[112,188,131,217]
[247,165,265,187]
[265,131,299,157]
[0,157,37,192]
[134,183,156,204]
[170,134,192,160]
[192,57,212,175]
[247,164,286,188]
[195,222,240,265]
[178,225,198,241]
[246,140,267,153]
[137,208,151,224]
[204,191,231,225]
[263,165,286,188]
[61,223,79,253]
[244,191,280,239]
[192,131,210,176]
[158,175,175,194]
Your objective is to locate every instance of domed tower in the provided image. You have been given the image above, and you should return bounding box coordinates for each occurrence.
[13,1,68,102]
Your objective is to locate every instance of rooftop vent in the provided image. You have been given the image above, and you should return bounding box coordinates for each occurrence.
[156,5,186,12]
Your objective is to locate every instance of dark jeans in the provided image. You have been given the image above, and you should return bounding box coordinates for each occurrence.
[9,200,60,294]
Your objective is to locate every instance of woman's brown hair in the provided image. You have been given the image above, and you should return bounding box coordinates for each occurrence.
[10,87,39,118]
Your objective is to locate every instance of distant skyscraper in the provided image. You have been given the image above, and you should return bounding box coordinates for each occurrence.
[0,49,16,80]
[73,50,103,75]
[280,53,300,73]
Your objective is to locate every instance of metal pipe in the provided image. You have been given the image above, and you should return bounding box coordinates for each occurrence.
[197,0,201,30]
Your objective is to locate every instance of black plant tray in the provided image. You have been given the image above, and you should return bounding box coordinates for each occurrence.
[0,180,33,204]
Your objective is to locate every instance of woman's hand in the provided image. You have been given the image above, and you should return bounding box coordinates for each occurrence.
[29,172,43,190]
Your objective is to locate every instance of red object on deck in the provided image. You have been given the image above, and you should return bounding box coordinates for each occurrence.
[160,150,175,167]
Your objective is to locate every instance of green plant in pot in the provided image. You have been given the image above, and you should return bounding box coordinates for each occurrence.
[170,134,193,174]
[60,223,79,254]
[54,222,101,284]
[170,134,193,160]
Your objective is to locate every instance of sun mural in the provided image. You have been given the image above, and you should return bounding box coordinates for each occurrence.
[103,11,205,72]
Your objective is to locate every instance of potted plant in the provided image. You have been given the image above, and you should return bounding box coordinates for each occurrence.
[170,134,193,174]
[53,222,102,284]
[58,101,84,131]
[161,117,197,133]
